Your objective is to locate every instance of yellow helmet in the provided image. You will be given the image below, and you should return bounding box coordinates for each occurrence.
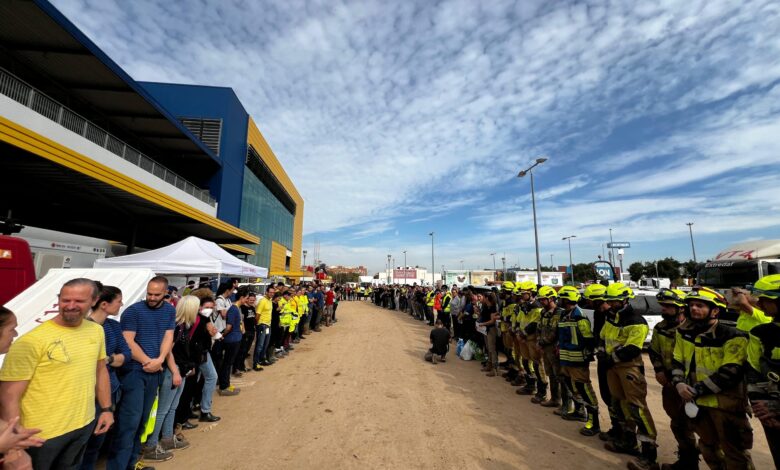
[751,274,780,300]
[558,285,581,303]
[685,286,727,310]
[502,281,516,292]
[656,288,686,307]
[605,282,634,300]
[517,280,537,293]
[583,283,607,301]
[537,286,557,299]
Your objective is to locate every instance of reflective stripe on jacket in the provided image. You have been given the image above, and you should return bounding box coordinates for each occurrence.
[558,306,595,366]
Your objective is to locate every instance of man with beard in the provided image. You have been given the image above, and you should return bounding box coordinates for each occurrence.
[0,278,112,470]
[108,276,176,468]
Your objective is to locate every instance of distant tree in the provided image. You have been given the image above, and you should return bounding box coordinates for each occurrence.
[629,262,645,282]
[333,273,360,284]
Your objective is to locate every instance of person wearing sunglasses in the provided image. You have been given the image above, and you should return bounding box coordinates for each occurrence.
[745,274,780,467]
[671,287,754,470]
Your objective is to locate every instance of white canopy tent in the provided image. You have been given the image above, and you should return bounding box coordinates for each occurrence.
[94,236,268,278]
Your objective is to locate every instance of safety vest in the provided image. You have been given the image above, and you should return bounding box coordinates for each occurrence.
[672,321,749,411]
[500,302,515,332]
[517,302,541,336]
[442,293,452,313]
[296,295,308,315]
[280,301,295,328]
[648,318,681,373]
[558,306,594,366]
[600,305,648,366]
[426,291,435,307]
[746,321,780,403]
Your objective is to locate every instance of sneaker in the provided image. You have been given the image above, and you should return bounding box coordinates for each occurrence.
[253,364,264,371]
[134,462,155,470]
[231,370,244,378]
[218,386,240,396]
[160,435,190,451]
[142,444,173,462]
[181,421,198,430]
[293,339,301,344]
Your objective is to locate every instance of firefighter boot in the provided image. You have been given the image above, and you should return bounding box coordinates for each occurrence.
[531,381,548,404]
[660,449,700,470]
[604,429,640,456]
[541,379,561,407]
[627,442,659,470]
[579,405,601,437]
[516,376,536,395]
[562,401,587,422]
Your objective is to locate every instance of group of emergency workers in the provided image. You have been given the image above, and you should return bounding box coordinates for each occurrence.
[396,275,780,470]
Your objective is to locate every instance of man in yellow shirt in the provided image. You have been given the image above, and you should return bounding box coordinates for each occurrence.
[0,278,113,470]
[253,287,275,370]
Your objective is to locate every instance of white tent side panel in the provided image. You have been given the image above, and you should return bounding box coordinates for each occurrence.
[1,268,155,368]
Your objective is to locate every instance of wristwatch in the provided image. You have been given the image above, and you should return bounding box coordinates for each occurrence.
[100,406,114,413]
[107,354,114,366]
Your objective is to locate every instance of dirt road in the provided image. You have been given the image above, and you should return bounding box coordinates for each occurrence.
[159,301,774,469]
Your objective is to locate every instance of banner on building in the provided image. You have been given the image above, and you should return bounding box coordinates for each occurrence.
[470,270,495,286]
[445,270,470,287]
[393,268,417,280]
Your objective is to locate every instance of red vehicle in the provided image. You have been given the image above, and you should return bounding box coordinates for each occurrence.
[0,235,36,305]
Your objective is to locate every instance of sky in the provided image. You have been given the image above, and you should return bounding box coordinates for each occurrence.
[52,0,780,274]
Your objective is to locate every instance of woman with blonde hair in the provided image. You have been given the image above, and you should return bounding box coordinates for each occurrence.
[142,295,201,461]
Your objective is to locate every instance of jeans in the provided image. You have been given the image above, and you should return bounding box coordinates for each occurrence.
[29,420,96,470]
[254,324,271,366]
[107,369,162,470]
[200,353,218,412]
[218,341,241,390]
[146,369,186,448]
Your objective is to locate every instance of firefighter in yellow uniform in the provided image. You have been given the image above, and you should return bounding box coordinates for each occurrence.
[295,289,309,338]
[533,286,563,406]
[508,286,527,387]
[557,285,599,435]
[648,288,698,469]
[515,281,547,398]
[599,283,657,470]
[746,274,780,467]
[671,287,754,470]
[499,282,516,378]
[279,291,295,346]
[441,287,453,330]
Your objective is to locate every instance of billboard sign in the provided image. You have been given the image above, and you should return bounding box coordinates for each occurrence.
[470,270,495,286]
[393,268,416,280]
[593,261,616,281]
[513,271,564,286]
[607,242,631,249]
[445,270,470,287]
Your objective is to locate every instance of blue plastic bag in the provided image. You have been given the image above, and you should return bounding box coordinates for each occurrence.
[456,338,465,357]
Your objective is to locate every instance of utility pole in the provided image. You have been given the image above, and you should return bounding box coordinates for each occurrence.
[403,250,407,284]
[562,235,576,284]
[429,232,435,287]
[518,157,547,285]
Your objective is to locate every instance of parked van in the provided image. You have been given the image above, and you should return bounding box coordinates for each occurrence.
[0,235,36,305]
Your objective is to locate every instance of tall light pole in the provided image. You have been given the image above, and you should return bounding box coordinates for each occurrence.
[490,253,496,271]
[303,250,307,267]
[518,156,547,286]
[460,260,464,270]
[550,254,554,269]
[429,232,435,287]
[562,235,577,284]
[686,222,697,263]
[609,228,615,266]
[403,250,407,284]
[387,254,391,285]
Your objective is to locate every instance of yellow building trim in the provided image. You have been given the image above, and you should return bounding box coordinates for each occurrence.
[0,116,259,244]
[269,271,307,277]
[247,118,304,271]
[220,244,256,255]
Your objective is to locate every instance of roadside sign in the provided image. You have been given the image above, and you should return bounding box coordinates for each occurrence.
[593,260,616,281]
[607,242,631,249]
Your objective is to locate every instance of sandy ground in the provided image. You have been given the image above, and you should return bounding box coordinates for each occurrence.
[156,301,774,470]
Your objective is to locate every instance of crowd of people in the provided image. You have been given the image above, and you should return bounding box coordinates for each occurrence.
[370,278,780,470]
[0,276,343,470]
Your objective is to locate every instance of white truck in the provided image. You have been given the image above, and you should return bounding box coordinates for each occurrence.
[697,240,780,296]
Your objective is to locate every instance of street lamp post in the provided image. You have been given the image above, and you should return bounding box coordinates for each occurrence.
[609,228,615,266]
[403,250,407,284]
[550,254,554,269]
[429,232,435,287]
[518,157,548,286]
[562,235,576,284]
[686,222,697,263]
[387,254,391,285]
[303,250,307,267]
[460,260,464,270]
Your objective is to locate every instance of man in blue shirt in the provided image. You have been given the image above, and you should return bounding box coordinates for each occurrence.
[218,286,248,396]
[108,276,175,468]
[313,286,325,332]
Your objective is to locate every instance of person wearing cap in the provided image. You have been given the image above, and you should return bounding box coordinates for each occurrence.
[515,281,547,397]
[648,289,698,469]
[499,282,517,378]
[508,287,528,387]
[598,283,657,470]
[440,285,452,330]
[425,288,436,325]
[745,274,780,466]
[671,286,754,470]
[557,285,600,437]
[532,286,563,407]
[731,286,772,333]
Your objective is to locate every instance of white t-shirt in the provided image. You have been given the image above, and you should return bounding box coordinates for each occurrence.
[214,296,231,332]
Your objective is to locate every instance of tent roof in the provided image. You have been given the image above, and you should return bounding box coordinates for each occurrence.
[93,236,268,277]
